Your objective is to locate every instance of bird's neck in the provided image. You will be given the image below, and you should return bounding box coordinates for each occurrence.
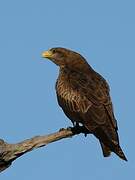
[58,67,72,82]
[60,62,93,75]
[57,66,90,88]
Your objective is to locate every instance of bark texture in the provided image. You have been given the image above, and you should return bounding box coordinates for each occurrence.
[0,126,87,173]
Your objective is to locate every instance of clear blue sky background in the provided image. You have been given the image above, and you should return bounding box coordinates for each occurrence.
[0,0,134,179]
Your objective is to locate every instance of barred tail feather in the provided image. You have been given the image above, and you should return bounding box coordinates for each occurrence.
[100,141,111,157]
[114,145,128,161]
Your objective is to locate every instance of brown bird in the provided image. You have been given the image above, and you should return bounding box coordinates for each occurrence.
[42,47,127,161]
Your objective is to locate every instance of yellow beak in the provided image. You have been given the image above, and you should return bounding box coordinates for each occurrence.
[42,50,53,58]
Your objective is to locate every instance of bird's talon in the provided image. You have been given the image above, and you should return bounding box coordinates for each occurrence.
[59,128,65,132]
[67,127,73,131]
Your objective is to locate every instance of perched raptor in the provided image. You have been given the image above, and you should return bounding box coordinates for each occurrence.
[42,47,127,161]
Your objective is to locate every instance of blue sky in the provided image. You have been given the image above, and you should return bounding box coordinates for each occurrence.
[0,0,134,179]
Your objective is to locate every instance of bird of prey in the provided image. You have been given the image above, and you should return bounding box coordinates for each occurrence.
[42,47,127,161]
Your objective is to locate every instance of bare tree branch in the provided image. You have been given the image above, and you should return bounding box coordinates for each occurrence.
[0,126,89,173]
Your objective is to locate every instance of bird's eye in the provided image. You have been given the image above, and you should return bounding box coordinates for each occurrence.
[52,49,56,53]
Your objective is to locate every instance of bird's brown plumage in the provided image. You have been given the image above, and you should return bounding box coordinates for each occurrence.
[42,47,127,161]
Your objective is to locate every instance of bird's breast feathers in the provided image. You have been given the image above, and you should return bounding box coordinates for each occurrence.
[56,73,93,114]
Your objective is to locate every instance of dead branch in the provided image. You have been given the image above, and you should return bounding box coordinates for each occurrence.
[0,126,89,173]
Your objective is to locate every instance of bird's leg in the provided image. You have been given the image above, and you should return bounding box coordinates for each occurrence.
[72,122,82,132]
[73,121,80,128]
[66,121,79,131]
[65,122,90,136]
[66,122,81,134]
[71,122,90,136]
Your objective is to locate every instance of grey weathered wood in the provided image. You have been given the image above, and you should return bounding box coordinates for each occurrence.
[0,126,88,173]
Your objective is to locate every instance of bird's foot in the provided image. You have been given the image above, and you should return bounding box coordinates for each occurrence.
[59,128,66,132]
[69,125,90,136]
[66,127,73,131]
[80,126,90,137]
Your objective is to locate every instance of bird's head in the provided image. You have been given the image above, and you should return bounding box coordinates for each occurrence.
[42,47,90,71]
